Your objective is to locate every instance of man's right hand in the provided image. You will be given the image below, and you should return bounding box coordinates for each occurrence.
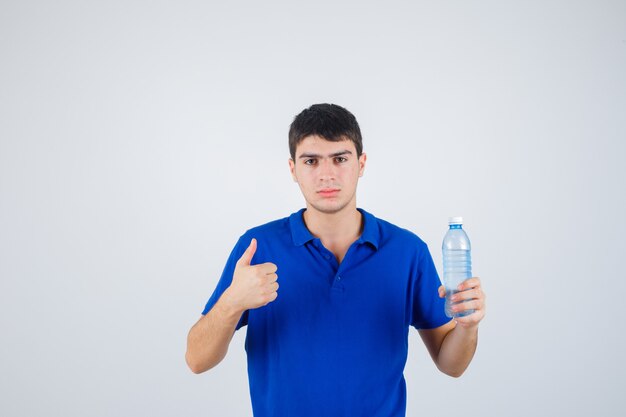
[222,238,279,313]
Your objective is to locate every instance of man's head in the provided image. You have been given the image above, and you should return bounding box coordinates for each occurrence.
[288,103,363,161]
[288,104,367,215]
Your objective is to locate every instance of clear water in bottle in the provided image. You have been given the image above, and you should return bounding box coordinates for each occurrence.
[442,217,474,318]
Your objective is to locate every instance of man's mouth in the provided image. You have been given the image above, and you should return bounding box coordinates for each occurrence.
[318,189,340,197]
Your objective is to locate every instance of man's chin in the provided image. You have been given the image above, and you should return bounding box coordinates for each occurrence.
[308,200,351,215]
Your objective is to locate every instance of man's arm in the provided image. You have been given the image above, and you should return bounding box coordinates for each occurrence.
[418,277,485,377]
[185,291,245,374]
[185,238,279,374]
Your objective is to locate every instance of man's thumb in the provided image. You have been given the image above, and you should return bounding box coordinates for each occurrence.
[238,238,257,266]
[438,285,446,299]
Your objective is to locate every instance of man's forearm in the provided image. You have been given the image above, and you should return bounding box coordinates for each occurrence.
[185,290,244,374]
[436,324,478,377]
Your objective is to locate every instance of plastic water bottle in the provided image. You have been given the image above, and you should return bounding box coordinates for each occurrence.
[442,217,474,318]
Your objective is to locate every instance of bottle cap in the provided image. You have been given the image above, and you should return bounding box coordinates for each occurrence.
[448,216,463,225]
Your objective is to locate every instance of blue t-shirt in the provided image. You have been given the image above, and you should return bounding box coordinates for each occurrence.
[202,208,450,417]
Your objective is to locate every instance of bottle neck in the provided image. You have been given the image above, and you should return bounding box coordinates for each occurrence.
[449,224,463,229]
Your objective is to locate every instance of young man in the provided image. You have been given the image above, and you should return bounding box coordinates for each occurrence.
[186,104,486,417]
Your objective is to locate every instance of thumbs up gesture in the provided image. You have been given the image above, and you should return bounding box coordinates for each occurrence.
[223,238,279,312]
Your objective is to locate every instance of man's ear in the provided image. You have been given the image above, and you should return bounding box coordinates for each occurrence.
[358,152,367,177]
[288,158,298,182]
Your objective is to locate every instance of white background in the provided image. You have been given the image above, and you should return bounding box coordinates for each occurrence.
[1,1,625,416]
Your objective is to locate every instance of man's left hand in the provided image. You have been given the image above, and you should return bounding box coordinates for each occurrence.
[438,277,486,329]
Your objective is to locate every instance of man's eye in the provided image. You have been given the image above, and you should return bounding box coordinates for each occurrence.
[304,159,317,165]
[335,157,347,163]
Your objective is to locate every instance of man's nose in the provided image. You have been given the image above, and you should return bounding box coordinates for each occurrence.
[318,159,336,180]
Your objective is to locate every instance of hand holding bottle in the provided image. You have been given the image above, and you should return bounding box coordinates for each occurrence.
[438,277,486,328]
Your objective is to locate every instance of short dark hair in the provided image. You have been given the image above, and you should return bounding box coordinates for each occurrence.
[288,103,363,160]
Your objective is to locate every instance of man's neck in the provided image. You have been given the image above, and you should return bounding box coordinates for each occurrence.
[302,205,363,245]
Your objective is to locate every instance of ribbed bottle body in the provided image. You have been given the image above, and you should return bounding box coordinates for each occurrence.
[442,223,474,318]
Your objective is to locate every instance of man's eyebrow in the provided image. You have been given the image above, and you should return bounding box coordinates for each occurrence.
[298,150,353,159]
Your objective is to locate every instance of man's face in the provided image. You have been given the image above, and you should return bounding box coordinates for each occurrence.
[289,135,366,215]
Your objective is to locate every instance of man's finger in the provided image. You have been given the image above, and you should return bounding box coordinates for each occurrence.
[458,276,481,291]
[258,262,278,274]
[438,285,446,298]
[237,238,257,266]
[451,288,481,301]
[452,299,482,313]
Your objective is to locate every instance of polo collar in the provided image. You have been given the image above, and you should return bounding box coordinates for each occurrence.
[356,208,380,250]
[289,208,380,250]
[289,209,313,246]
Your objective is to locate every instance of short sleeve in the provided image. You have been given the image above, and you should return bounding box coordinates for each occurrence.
[411,244,450,329]
[201,235,250,330]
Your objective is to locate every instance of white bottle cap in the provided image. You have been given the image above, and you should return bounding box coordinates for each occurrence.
[448,216,463,225]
